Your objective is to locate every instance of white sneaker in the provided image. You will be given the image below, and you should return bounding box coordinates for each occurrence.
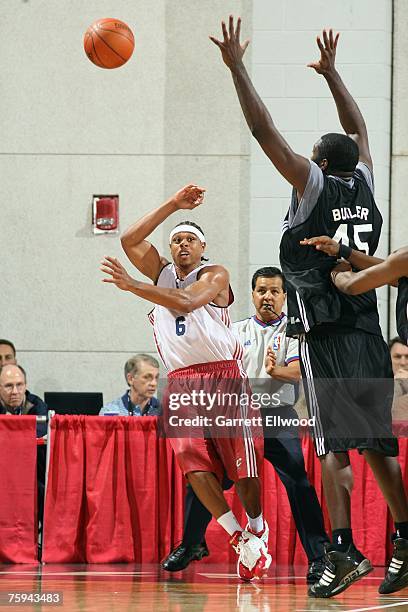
[230,530,272,581]
[246,519,269,550]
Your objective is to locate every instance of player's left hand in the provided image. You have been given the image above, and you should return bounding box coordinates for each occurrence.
[210,16,250,72]
[307,29,340,76]
[173,184,206,210]
[101,256,134,291]
[300,235,340,257]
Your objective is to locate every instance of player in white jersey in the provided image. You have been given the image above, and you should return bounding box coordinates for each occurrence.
[162,267,329,583]
[101,184,271,581]
[148,262,243,371]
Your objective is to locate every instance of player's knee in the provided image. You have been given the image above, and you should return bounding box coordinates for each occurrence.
[340,469,354,494]
[321,453,354,493]
[186,470,214,486]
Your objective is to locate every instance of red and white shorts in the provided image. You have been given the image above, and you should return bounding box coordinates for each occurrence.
[163,360,263,482]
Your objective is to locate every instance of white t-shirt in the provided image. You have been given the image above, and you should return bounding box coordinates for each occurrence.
[149,263,244,372]
[232,314,299,406]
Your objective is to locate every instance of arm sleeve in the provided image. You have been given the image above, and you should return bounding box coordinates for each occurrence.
[99,399,120,415]
[284,337,300,366]
[289,160,324,228]
[355,161,374,195]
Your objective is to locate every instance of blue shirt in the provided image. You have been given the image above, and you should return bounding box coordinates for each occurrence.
[100,392,162,416]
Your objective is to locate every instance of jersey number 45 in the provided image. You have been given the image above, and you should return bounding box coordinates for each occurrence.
[333,223,373,254]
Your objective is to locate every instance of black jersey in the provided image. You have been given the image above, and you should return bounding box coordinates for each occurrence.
[397,277,408,344]
[280,164,383,337]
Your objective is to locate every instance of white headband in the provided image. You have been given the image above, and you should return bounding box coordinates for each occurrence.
[169,224,206,244]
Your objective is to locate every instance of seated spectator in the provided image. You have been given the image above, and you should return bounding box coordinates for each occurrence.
[100,354,161,416]
[0,364,47,435]
[0,339,17,367]
[390,337,408,421]
[0,339,46,430]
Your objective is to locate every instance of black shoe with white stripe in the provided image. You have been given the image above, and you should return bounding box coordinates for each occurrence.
[306,558,325,584]
[308,544,373,598]
[379,536,408,594]
[161,542,209,572]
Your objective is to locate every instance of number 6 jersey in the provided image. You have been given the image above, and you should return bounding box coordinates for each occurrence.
[280,160,383,337]
[148,263,244,372]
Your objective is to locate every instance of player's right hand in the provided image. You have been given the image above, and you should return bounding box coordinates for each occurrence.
[300,235,340,257]
[210,16,250,71]
[101,256,134,291]
[173,184,206,210]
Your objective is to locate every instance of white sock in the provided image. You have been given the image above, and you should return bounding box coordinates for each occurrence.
[217,510,243,536]
[247,512,264,533]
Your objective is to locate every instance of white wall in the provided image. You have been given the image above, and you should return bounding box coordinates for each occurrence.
[249,0,393,332]
[390,0,408,338]
[0,1,250,403]
[1,1,396,404]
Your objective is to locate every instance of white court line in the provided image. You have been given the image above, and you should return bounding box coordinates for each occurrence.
[0,572,40,575]
[0,571,154,576]
[197,573,314,580]
[296,602,408,612]
[197,573,309,580]
[197,573,237,578]
[242,575,383,581]
[345,603,408,612]
[41,571,155,576]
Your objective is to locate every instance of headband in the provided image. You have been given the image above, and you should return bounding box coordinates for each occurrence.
[169,224,206,244]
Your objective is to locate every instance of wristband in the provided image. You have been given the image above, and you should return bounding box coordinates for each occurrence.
[338,243,352,260]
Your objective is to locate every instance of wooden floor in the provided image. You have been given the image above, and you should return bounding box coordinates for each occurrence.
[0,563,407,611]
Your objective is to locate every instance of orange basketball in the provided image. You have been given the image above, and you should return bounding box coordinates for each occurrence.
[84,18,135,69]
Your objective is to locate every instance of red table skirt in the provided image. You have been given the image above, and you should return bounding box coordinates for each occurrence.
[40,415,408,566]
[0,416,38,563]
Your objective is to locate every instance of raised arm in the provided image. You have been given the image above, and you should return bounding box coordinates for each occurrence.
[121,184,205,282]
[210,16,310,196]
[101,258,229,313]
[308,29,372,170]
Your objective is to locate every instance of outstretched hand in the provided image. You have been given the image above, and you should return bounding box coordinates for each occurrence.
[210,15,249,71]
[101,256,135,291]
[300,235,340,257]
[173,184,206,210]
[308,28,339,75]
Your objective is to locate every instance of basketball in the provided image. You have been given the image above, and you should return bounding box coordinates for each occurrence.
[84,18,135,69]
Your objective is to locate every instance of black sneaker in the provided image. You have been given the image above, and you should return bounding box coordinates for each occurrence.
[161,542,209,572]
[306,557,325,584]
[379,536,408,594]
[308,544,373,598]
